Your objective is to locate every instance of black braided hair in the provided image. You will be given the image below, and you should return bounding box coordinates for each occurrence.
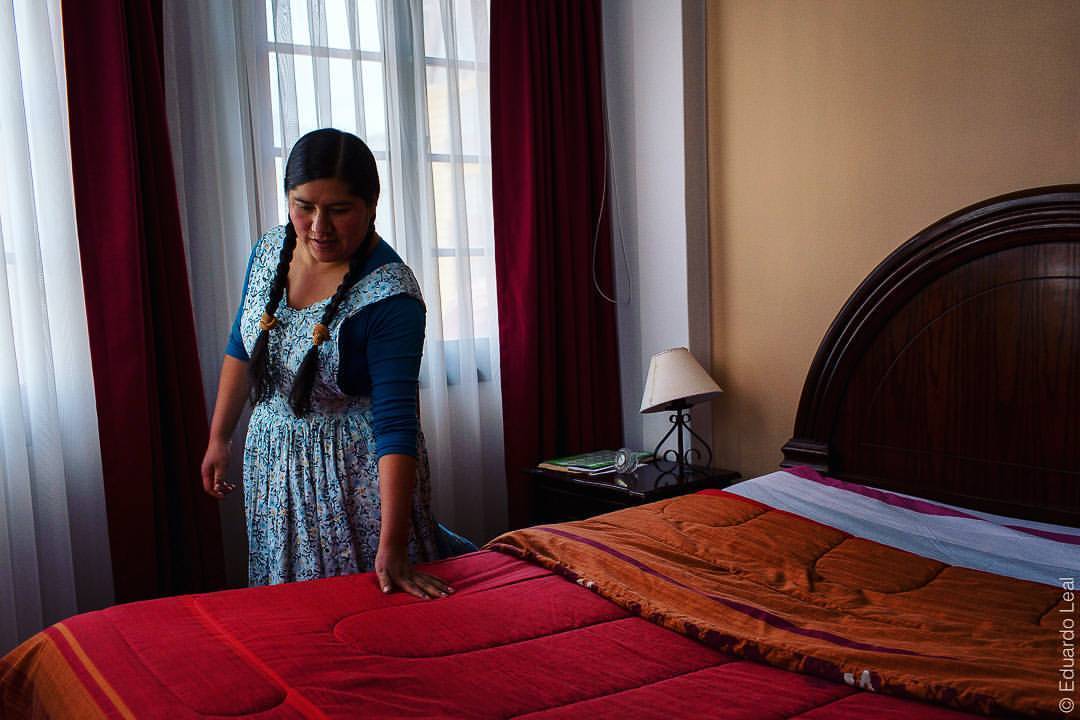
[288,222,376,415]
[248,222,298,404]
[249,128,381,415]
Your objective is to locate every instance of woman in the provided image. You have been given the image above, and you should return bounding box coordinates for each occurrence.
[201,128,461,599]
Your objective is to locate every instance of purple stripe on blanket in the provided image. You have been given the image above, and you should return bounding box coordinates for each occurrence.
[1003,525,1080,546]
[784,466,1080,545]
[784,466,977,518]
[539,526,949,659]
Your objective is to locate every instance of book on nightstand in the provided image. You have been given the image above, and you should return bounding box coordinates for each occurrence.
[537,450,653,475]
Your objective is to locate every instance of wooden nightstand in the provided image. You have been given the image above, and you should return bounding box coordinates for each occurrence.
[526,463,741,525]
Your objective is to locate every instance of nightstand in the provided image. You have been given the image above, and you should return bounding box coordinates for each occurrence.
[526,463,741,525]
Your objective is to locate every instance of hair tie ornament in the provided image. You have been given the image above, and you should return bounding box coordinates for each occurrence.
[312,323,330,347]
[259,313,278,331]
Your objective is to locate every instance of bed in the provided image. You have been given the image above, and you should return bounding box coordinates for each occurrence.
[2,185,1078,718]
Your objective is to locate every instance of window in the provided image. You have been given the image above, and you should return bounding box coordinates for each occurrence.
[255,0,495,382]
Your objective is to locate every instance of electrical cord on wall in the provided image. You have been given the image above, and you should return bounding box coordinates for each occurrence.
[592,48,632,306]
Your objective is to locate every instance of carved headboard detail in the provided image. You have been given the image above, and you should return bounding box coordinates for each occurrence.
[782,186,1080,526]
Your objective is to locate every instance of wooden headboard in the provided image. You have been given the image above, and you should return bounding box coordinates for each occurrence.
[782,186,1080,527]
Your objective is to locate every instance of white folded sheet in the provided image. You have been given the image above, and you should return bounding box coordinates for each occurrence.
[725,469,1080,586]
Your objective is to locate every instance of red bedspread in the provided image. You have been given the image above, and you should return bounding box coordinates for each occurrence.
[0,549,973,719]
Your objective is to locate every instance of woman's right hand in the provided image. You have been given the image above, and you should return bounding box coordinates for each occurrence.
[201,439,235,499]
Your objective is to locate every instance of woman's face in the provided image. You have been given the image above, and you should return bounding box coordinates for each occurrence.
[288,178,376,266]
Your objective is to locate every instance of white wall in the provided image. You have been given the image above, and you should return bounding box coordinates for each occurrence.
[603,0,713,458]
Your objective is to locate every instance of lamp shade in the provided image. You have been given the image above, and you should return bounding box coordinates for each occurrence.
[639,347,723,413]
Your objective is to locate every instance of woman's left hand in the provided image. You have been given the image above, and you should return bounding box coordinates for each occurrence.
[374,543,454,600]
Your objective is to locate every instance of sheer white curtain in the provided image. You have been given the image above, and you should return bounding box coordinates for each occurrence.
[0,0,113,652]
[166,0,506,555]
[164,0,259,586]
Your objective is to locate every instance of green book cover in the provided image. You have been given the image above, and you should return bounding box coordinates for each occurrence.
[543,450,652,470]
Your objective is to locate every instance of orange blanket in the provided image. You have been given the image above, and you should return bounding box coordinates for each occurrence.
[488,491,1068,718]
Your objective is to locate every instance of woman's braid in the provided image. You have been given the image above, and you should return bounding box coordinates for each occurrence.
[248,222,298,404]
[287,224,375,416]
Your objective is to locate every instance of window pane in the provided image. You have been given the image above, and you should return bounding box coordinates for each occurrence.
[293,54,318,136]
[358,0,381,52]
[361,60,387,151]
[423,0,446,59]
[3,242,19,332]
[432,161,457,250]
[470,253,492,336]
[438,256,461,341]
[457,68,479,156]
[454,0,477,62]
[289,0,311,45]
[265,0,276,41]
[375,158,394,248]
[463,162,490,247]
[269,52,282,142]
[329,58,357,134]
[275,156,287,223]
[426,66,449,155]
[326,0,351,49]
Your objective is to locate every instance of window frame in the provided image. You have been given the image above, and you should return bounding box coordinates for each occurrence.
[248,0,495,384]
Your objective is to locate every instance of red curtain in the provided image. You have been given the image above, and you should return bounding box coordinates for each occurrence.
[491,0,623,528]
[62,0,224,601]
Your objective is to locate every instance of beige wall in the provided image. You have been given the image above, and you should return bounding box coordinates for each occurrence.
[706,0,1080,478]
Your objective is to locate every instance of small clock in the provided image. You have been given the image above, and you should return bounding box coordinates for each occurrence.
[613,447,639,474]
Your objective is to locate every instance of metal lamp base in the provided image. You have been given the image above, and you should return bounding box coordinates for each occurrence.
[648,402,713,483]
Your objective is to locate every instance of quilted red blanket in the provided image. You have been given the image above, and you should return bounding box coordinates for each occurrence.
[2,505,989,719]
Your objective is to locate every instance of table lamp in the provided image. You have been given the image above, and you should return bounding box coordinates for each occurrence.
[640,347,723,480]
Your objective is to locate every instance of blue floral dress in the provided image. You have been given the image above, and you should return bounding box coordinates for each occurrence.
[239,227,440,585]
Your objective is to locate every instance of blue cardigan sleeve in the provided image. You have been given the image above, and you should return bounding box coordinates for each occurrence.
[224,241,261,361]
[339,295,425,459]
